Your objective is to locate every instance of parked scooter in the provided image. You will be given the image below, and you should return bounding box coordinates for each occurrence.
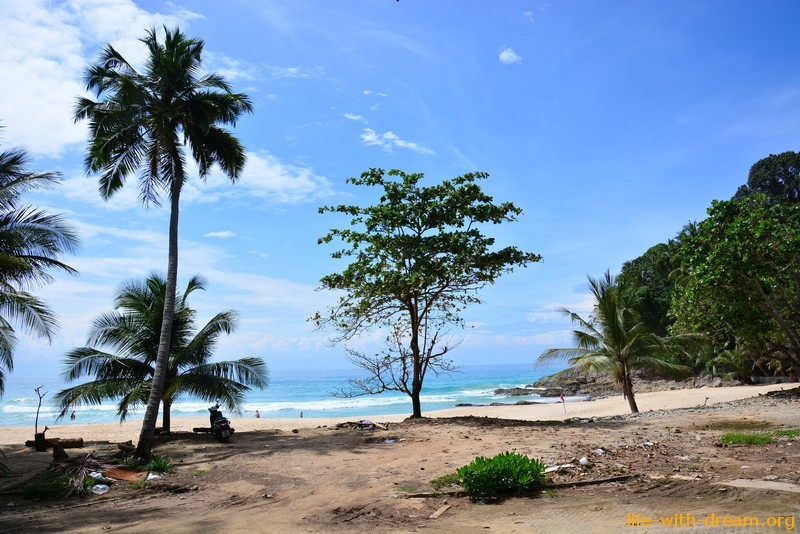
[192,402,235,442]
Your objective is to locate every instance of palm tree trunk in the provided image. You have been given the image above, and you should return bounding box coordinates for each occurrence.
[162,398,172,434]
[622,365,639,413]
[135,179,181,460]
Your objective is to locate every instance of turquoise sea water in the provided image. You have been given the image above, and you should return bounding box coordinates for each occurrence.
[0,362,571,427]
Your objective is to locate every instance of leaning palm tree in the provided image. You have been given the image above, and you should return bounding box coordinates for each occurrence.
[74,27,253,458]
[54,273,268,432]
[0,138,78,395]
[538,271,694,413]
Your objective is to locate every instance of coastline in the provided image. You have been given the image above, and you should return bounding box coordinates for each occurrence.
[1,382,794,447]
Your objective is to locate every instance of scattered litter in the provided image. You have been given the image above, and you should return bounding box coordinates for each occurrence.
[592,448,605,455]
[91,484,110,495]
[89,471,114,484]
[146,473,161,480]
[545,464,575,474]
[579,457,590,466]
[674,455,691,461]
[335,420,389,431]
[383,439,396,444]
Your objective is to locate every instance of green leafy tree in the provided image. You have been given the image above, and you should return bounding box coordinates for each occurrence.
[618,240,680,337]
[74,27,252,459]
[314,168,540,418]
[734,151,800,204]
[0,138,78,395]
[539,271,695,413]
[54,274,268,432]
[672,194,800,372]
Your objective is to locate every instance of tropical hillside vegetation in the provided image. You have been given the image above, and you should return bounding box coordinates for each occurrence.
[54,274,268,433]
[542,151,800,407]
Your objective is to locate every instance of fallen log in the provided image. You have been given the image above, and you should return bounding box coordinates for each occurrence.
[25,437,84,449]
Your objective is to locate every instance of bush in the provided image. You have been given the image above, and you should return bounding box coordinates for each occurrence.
[146,454,173,473]
[456,451,546,501]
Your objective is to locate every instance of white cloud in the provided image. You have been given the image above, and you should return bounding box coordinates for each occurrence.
[0,0,201,158]
[344,113,366,122]
[60,150,336,210]
[499,46,523,65]
[362,90,387,97]
[205,231,236,239]
[360,128,435,155]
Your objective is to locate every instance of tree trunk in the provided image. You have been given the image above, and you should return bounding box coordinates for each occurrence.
[409,313,423,419]
[622,364,639,413]
[135,179,181,461]
[162,399,172,433]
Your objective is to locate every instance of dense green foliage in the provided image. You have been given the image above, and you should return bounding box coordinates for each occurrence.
[671,194,800,372]
[55,274,268,432]
[75,26,252,459]
[539,271,695,413]
[734,151,800,204]
[315,168,540,417]
[0,139,78,395]
[619,240,680,337]
[456,451,546,501]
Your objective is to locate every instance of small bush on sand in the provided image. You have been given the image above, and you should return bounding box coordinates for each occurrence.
[457,451,546,501]
[147,454,173,474]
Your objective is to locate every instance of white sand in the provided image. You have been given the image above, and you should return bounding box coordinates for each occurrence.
[2,382,794,447]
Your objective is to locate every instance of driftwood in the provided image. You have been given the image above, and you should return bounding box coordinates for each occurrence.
[25,437,84,449]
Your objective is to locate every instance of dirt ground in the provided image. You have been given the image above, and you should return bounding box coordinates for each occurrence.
[0,390,798,533]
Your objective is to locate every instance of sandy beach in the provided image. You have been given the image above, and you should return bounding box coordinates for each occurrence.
[2,382,792,446]
[1,382,798,533]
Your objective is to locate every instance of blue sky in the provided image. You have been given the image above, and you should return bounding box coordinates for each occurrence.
[1,0,799,383]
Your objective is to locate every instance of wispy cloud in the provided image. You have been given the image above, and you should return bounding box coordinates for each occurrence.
[205,231,236,239]
[264,65,324,79]
[360,128,435,155]
[204,52,259,81]
[344,113,366,122]
[499,46,523,65]
[363,90,388,97]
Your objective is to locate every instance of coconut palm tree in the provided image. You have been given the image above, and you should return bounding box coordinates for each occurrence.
[74,27,252,458]
[0,139,78,395]
[538,271,695,413]
[54,273,268,432]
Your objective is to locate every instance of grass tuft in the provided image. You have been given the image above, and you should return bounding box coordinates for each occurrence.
[720,432,773,446]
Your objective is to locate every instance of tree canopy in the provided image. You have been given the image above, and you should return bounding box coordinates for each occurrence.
[539,271,694,413]
[734,151,800,204]
[671,194,800,371]
[55,274,268,432]
[314,168,540,417]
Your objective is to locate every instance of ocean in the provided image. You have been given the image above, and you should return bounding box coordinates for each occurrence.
[0,362,571,427]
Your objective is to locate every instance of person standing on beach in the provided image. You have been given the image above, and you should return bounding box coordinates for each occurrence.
[70,411,76,420]
[255,410,260,418]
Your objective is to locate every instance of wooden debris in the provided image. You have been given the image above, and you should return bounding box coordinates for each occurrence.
[25,437,84,449]
[429,504,451,519]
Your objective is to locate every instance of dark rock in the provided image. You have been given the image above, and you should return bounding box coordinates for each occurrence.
[493,387,536,396]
